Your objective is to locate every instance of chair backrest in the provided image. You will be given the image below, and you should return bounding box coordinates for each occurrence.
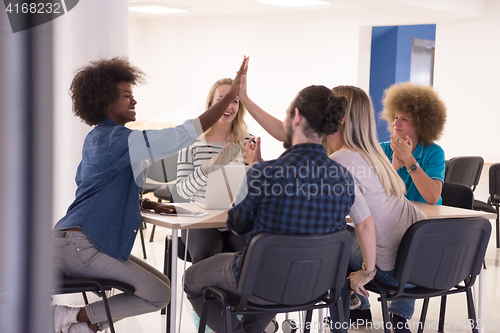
[142,153,178,192]
[489,163,500,201]
[444,160,451,180]
[394,217,491,291]
[441,182,474,209]
[237,230,352,307]
[444,156,484,191]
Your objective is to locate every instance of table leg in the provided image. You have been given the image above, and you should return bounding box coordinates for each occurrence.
[170,230,178,333]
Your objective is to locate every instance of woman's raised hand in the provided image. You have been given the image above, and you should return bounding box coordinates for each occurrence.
[239,59,249,100]
[229,56,249,97]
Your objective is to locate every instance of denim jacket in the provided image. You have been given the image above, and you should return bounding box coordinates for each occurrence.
[54,117,199,260]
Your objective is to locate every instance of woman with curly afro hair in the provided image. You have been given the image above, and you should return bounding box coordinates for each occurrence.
[380,82,447,205]
[52,56,248,333]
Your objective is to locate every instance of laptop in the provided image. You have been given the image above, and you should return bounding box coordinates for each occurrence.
[193,165,249,210]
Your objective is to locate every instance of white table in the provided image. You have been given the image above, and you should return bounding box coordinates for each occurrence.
[141,203,227,333]
[142,202,496,333]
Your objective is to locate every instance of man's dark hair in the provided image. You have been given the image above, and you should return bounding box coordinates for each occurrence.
[291,85,347,138]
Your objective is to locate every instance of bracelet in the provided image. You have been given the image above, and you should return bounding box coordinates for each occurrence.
[362,262,376,278]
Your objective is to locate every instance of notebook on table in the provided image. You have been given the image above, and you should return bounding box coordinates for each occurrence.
[193,165,249,210]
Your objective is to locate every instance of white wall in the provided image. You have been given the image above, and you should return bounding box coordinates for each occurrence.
[128,1,500,202]
[130,11,366,160]
[53,0,129,221]
[433,0,500,164]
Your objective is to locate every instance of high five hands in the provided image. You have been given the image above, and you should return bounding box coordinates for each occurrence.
[229,56,249,97]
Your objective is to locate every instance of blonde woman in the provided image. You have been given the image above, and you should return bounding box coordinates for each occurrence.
[175,78,254,264]
[326,86,425,332]
[240,70,424,331]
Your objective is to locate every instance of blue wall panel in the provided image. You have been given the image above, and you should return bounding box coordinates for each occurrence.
[369,24,436,142]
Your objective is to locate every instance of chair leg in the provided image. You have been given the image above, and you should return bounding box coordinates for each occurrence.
[466,288,478,333]
[97,284,116,333]
[139,226,147,259]
[337,298,346,333]
[496,205,499,248]
[438,295,447,333]
[198,300,210,333]
[223,302,233,333]
[149,225,156,242]
[340,281,350,333]
[379,294,391,333]
[304,309,313,333]
[418,298,429,333]
[343,281,351,322]
[82,292,89,305]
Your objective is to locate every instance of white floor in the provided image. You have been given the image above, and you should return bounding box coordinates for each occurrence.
[53,220,500,333]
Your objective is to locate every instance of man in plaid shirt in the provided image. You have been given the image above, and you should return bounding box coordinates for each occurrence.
[185,85,355,333]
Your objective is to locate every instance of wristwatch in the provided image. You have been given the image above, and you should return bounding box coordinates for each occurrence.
[408,162,420,173]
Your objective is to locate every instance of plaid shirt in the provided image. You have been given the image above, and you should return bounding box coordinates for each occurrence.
[227,143,355,280]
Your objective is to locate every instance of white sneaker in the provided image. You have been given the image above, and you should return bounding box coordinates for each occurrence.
[52,305,80,333]
[67,322,93,333]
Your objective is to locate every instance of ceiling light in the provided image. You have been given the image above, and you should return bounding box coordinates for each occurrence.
[129,2,189,14]
[256,0,331,7]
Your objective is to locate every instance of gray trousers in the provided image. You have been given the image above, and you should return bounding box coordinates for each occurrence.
[184,253,276,333]
[54,231,170,330]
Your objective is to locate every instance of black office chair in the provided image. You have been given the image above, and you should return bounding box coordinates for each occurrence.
[364,217,491,333]
[149,153,187,242]
[441,182,487,290]
[489,163,500,248]
[138,153,180,258]
[441,182,474,210]
[198,230,353,333]
[444,156,484,192]
[53,276,135,333]
[443,156,492,217]
[141,153,179,197]
[474,163,500,248]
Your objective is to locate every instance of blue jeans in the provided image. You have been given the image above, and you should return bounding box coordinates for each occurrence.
[184,253,276,333]
[349,235,415,320]
[54,231,170,330]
